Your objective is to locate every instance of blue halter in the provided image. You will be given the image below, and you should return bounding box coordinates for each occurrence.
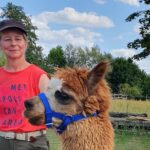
[38,93,98,134]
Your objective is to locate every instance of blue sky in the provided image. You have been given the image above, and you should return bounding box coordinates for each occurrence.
[0,0,150,74]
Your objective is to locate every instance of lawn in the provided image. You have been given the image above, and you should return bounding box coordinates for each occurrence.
[115,130,150,150]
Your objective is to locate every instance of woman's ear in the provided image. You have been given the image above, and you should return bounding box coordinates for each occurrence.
[23,34,28,49]
[25,40,28,49]
[0,39,2,49]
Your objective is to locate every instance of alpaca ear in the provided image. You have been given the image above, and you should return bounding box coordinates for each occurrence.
[87,61,109,95]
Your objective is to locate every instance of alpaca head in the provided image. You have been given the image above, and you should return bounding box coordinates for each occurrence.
[24,61,110,126]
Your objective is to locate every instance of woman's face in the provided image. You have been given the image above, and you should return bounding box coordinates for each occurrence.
[0,29,27,60]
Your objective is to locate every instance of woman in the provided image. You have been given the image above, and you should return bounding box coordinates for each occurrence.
[0,19,50,150]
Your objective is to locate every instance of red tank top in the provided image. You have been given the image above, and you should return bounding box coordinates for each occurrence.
[0,64,47,132]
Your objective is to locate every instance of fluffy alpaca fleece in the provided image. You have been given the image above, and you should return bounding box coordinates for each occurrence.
[24,61,114,150]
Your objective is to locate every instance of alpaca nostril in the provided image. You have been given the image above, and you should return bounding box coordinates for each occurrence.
[24,100,34,109]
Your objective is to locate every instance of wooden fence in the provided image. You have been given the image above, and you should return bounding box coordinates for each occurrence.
[112,94,150,100]
[110,112,150,131]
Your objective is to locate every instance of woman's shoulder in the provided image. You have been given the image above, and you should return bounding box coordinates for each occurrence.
[0,66,4,71]
[28,64,48,79]
[29,64,46,73]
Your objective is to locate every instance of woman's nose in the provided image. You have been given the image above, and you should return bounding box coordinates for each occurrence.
[10,39,17,45]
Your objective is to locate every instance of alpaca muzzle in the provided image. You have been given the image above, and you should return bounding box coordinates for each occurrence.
[38,93,98,134]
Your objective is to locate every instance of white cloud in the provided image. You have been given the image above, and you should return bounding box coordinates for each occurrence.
[31,8,112,54]
[32,7,114,28]
[115,0,140,6]
[135,58,150,74]
[94,0,106,4]
[110,48,136,58]
[34,25,102,54]
[0,9,3,16]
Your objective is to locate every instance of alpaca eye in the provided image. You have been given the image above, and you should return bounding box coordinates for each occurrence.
[55,90,71,105]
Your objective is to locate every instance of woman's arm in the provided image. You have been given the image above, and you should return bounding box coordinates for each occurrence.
[39,74,50,92]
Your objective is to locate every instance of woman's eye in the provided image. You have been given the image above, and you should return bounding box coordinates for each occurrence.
[16,38,22,41]
[4,38,11,41]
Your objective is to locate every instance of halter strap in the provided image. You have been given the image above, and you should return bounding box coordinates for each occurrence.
[38,93,98,134]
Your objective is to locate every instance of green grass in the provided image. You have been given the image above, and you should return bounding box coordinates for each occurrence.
[47,129,61,150]
[47,129,150,150]
[115,130,150,150]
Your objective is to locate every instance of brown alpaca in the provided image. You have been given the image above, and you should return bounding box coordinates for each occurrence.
[24,61,114,150]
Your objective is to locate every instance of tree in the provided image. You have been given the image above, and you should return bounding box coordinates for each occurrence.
[64,44,79,67]
[0,3,50,71]
[140,75,150,97]
[48,46,66,67]
[83,46,110,68]
[126,0,150,60]
[0,51,5,67]
[64,44,112,68]
[119,83,142,97]
[107,57,146,93]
